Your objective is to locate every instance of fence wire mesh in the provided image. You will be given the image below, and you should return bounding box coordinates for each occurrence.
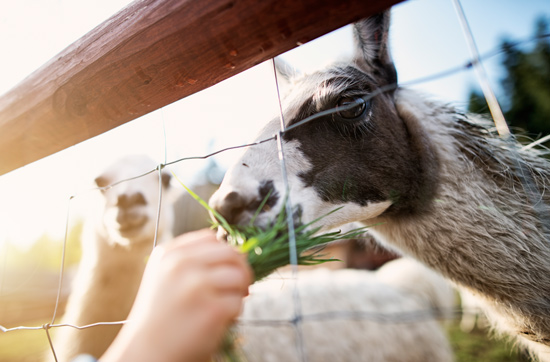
[1,1,549,361]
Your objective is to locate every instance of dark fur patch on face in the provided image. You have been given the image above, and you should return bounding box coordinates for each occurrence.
[286,66,379,127]
[215,180,280,225]
[249,180,279,213]
[282,69,439,217]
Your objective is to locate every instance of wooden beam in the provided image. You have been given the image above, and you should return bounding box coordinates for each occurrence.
[0,0,403,176]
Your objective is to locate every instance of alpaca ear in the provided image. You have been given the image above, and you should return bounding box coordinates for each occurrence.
[353,10,397,86]
[274,57,299,88]
[94,175,109,189]
[161,171,171,189]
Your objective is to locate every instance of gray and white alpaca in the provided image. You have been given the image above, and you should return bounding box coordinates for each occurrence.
[51,155,174,362]
[239,258,455,362]
[210,11,550,361]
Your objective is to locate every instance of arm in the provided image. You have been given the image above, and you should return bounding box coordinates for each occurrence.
[100,229,253,362]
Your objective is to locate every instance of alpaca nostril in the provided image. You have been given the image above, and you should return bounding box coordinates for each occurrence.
[117,194,129,208]
[133,192,147,206]
[216,191,246,224]
[225,191,243,205]
[117,192,147,208]
[212,182,279,225]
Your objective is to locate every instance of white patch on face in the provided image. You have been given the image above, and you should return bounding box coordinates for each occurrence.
[210,116,313,226]
[297,197,392,231]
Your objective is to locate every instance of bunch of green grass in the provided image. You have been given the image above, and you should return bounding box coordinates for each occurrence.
[176,178,368,279]
[174,175,369,361]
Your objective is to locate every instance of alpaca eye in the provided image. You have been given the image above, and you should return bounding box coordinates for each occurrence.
[337,96,367,120]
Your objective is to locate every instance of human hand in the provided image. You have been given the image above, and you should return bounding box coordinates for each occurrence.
[100,229,253,362]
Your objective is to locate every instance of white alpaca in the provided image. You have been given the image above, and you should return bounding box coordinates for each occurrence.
[238,258,455,362]
[210,11,550,361]
[51,155,174,362]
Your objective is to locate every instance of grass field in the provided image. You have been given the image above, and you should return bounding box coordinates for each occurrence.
[0,319,52,362]
[0,318,532,362]
[447,323,530,362]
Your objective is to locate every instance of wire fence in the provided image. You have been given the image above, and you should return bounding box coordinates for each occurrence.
[1,1,549,361]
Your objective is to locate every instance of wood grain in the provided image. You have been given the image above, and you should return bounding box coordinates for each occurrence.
[0,0,403,175]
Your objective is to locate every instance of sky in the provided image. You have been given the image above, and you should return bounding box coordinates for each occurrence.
[0,0,549,249]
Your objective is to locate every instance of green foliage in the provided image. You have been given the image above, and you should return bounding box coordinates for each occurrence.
[501,17,550,138]
[468,16,550,141]
[447,322,529,362]
[231,208,367,281]
[0,320,52,362]
[467,90,490,115]
[2,221,83,271]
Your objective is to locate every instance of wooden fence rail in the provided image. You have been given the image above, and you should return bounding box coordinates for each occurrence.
[0,0,403,176]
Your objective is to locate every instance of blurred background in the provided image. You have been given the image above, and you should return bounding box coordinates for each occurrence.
[0,0,548,360]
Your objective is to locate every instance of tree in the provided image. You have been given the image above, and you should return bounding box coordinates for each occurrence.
[468,17,550,140]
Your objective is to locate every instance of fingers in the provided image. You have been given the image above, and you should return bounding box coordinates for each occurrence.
[159,228,253,287]
[145,230,253,310]
[207,265,251,295]
[211,292,246,324]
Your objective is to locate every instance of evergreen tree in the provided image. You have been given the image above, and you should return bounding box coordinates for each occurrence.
[467,89,488,115]
[468,17,550,139]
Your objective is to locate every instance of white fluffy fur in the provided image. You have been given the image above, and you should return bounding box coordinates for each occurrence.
[238,258,455,362]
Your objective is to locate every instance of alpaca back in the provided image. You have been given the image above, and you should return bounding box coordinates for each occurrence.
[239,262,455,362]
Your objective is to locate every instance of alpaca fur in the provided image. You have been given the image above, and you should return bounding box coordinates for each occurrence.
[210,11,550,361]
[377,91,550,359]
[238,258,455,362]
[51,155,174,362]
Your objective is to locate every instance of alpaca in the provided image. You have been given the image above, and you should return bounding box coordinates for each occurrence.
[238,258,455,362]
[209,11,550,360]
[50,155,174,362]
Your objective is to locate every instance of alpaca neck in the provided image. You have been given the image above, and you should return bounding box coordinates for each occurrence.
[64,232,153,326]
[369,98,550,346]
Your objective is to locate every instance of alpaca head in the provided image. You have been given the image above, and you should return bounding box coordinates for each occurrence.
[94,155,171,246]
[209,11,438,231]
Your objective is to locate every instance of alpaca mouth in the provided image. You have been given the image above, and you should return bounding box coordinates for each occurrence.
[117,217,148,234]
[215,204,305,243]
